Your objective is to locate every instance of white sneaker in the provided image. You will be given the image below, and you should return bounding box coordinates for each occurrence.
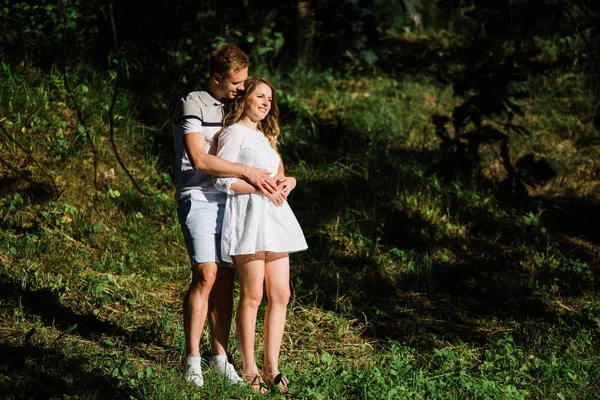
[211,359,244,385]
[185,366,204,387]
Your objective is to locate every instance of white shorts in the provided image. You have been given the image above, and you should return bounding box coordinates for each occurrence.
[177,198,232,268]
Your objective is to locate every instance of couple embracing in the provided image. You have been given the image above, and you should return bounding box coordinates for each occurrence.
[173,43,307,394]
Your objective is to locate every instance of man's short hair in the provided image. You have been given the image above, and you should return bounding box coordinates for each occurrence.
[210,44,249,77]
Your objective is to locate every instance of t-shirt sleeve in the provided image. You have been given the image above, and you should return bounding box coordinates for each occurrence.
[213,126,244,194]
[174,97,204,135]
[180,118,204,135]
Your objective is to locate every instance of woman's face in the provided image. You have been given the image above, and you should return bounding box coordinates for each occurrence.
[244,83,272,122]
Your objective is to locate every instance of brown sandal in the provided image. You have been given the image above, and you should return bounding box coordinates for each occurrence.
[243,373,268,394]
[260,369,289,395]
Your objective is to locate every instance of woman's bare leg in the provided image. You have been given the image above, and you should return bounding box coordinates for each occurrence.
[263,252,290,376]
[234,252,266,377]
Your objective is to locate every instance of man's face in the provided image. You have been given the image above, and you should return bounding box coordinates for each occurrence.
[216,67,248,100]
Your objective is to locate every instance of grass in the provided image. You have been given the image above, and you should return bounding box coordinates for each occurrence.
[1,32,600,399]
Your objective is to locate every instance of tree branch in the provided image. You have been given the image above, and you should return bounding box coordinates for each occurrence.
[106,2,149,196]
[57,0,100,191]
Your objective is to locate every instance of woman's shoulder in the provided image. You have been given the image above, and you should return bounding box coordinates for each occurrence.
[219,123,247,142]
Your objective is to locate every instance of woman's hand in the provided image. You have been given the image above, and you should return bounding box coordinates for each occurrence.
[276,176,296,199]
[264,188,286,207]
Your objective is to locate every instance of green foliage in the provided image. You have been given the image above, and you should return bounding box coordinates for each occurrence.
[0,0,101,62]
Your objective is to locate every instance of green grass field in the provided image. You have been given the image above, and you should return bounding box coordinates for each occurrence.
[1,32,599,399]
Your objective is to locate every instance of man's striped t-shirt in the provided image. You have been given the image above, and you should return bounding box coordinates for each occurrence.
[172,89,226,203]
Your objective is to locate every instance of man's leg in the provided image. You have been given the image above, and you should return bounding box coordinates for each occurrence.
[184,262,218,357]
[208,266,235,356]
[207,266,243,384]
[183,261,217,387]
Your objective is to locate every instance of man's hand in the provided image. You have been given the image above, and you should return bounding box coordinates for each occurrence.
[277,176,296,199]
[243,166,278,195]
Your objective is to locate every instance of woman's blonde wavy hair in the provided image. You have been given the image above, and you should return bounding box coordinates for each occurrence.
[220,76,280,149]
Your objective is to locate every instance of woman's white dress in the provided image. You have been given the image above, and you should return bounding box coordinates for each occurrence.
[214,123,308,263]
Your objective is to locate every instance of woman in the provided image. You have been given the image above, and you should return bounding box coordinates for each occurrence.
[214,76,308,394]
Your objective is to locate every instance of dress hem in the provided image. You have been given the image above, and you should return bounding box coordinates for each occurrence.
[227,246,308,257]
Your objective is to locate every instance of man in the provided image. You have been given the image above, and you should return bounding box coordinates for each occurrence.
[173,43,281,387]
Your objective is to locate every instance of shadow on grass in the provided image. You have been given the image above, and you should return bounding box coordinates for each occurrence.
[287,138,597,347]
[0,342,129,399]
[0,176,54,205]
[279,27,599,346]
[0,278,171,353]
[540,197,600,247]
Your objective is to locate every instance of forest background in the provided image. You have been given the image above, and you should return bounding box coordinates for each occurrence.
[1,0,600,398]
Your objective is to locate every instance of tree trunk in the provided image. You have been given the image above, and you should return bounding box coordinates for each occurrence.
[297,1,315,66]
